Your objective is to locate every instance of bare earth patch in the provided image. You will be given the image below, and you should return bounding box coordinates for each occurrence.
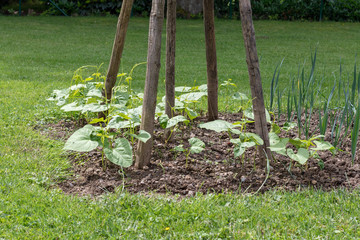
[39,113,360,197]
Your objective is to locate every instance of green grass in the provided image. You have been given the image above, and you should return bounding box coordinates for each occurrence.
[1,16,360,238]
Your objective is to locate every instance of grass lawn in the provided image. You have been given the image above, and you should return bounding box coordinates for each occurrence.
[1,16,360,238]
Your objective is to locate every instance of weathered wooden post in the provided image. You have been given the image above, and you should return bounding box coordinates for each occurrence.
[239,0,272,160]
[135,0,165,169]
[103,0,134,102]
[203,0,219,121]
[164,0,177,140]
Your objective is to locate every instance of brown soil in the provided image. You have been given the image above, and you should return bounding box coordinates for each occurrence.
[39,113,360,197]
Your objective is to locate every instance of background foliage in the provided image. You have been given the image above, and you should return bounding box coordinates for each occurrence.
[1,0,360,21]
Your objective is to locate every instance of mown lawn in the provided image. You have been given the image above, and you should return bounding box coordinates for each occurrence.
[1,16,360,239]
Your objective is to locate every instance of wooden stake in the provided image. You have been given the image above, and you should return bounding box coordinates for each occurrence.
[239,0,272,160]
[203,0,219,121]
[104,0,134,102]
[135,0,165,169]
[164,0,177,141]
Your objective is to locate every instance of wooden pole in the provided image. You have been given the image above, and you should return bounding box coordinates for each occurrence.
[203,0,219,121]
[104,0,134,102]
[135,0,165,169]
[239,0,272,160]
[164,0,177,140]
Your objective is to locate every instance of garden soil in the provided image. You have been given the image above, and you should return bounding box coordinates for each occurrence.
[40,113,360,197]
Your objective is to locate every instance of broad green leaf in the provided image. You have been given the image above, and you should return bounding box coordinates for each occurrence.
[104,138,133,167]
[107,115,140,129]
[230,128,241,135]
[81,103,109,113]
[86,87,102,98]
[242,141,256,148]
[244,108,271,122]
[234,145,246,158]
[174,99,185,109]
[89,118,106,124]
[199,120,234,133]
[127,106,142,118]
[271,123,281,134]
[282,122,297,131]
[47,89,69,106]
[173,144,185,152]
[287,148,309,165]
[189,137,205,154]
[166,115,189,129]
[175,86,192,92]
[231,140,255,158]
[113,91,130,106]
[179,92,207,102]
[61,101,84,112]
[64,125,98,152]
[131,130,151,143]
[70,84,86,91]
[312,140,334,151]
[269,132,280,145]
[244,133,264,145]
[198,84,208,92]
[230,138,240,144]
[189,137,205,147]
[289,138,306,149]
[159,114,169,129]
[185,107,198,120]
[232,92,249,101]
[268,138,289,156]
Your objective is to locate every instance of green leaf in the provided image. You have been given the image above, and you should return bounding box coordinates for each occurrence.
[287,148,309,165]
[231,140,256,158]
[230,128,241,135]
[289,138,306,149]
[179,92,207,102]
[269,132,280,146]
[175,86,192,92]
[233,145,246,158]
[61,101,84,112]
[81,103,109,113]
[159,114,169,129]
[271,123,281,134]
[268,138,289,156]
[232,92,248,101]
[166,115,189,129]
[281,122,297,131]
[70,84,86,91]
[64,125,99,152]
[173,144,185,152]
[47,88,69,106]
[312,141,334,151]
[185,107,198,120]
[199,120,234,133]
[89,117,106,124]
[113,91,130,106]
[86,87,102,98]
[198,84,208,92]
[189,137,205,154]
[131,130,151,143]
[244,108,271,122]
[104,138,133,167]
[244,133,264,145]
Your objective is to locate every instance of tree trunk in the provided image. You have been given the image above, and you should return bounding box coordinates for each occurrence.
[203,0,218,121]
[104,0,134,102]
[135,0,165,169]
[164,0,177,140]
[239,0,272,161]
